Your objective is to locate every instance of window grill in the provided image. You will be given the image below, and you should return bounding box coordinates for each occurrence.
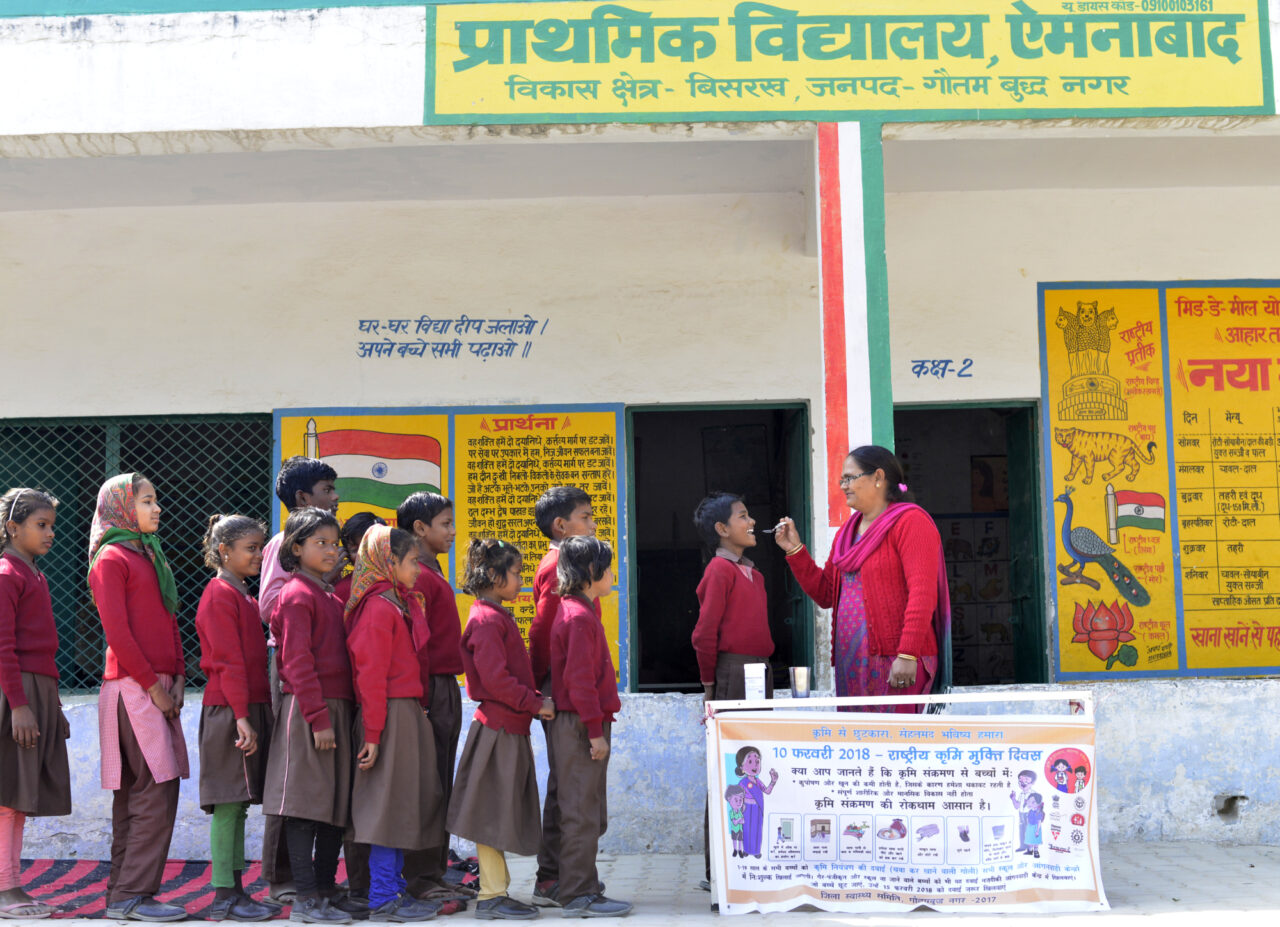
[0,415,272,691]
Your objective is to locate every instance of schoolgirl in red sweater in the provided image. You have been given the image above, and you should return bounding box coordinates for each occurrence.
[89,473,189,922]
[261,508,354,925]
[0,488,68,919]
[195,514,276,922]
[447,539,554,920]
[548,537,630,919]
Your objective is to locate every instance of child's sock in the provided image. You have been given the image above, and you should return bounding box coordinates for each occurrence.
[0,807,23,892]
[475,845,509,902]
[211,804,242,889]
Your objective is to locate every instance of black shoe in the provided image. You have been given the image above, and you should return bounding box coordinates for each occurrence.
[560,895,632,919]
[210,893,276,922]
[270,883,299,905]
[251,893,285,914]
[369,893,440,922]
[106,896,188,922]
[327,891,370,921]
[291,897,354,924]
[697,881,710,893]
[474,896,539,920]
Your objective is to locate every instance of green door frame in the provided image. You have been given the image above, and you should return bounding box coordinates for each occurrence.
[624,402,815,692]
[893,400,1050,684]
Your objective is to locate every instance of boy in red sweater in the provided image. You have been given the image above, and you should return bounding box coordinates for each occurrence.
[691,492,775,888]
[528,487,597,907]
[547,537,630,918]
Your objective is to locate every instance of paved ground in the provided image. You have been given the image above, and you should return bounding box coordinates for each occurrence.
[38,842,1279,923]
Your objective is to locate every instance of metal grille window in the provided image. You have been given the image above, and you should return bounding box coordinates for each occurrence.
[0,415,272,691]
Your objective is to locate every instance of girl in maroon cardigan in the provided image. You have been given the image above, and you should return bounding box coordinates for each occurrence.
[89,473,189,922]
[774,446,951,713]
[447,539,553,921]
[344,525,441,924]
[0,488,69,919]
[195,514,277,922]
[261,508,354,925]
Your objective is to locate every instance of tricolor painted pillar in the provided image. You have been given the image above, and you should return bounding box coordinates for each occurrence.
[817,121,893,530]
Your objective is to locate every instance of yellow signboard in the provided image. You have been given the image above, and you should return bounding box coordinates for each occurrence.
[428,0,1271,122]
[1040,282,1280,678]
[274,405,628,686]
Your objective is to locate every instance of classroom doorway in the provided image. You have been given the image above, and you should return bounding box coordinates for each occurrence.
[627,405,812,692]
[894,404,1049,685]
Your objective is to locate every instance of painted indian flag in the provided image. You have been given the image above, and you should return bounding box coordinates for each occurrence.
[306,420,441,511]
[1115,490,1166,532]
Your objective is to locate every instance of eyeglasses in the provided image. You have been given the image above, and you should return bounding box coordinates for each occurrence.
[838,472,873,487]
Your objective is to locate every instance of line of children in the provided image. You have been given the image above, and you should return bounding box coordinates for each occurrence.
[2,468,633,923]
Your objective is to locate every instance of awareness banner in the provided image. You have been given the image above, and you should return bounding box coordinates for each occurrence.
[705,699,1106,915]
[428,0,1271,123]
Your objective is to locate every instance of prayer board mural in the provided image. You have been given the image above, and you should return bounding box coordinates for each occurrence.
[1039,281,1280,678]
[428,0,1272,124]
[275,406,628,687]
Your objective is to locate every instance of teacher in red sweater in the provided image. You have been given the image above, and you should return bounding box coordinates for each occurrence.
[773,446,950,712]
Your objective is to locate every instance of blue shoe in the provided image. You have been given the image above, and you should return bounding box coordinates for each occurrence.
[105,895,187,922]
[560,895,631,919]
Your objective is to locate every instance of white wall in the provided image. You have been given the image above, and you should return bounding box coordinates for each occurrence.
[886,183,1280,403]
[1,193,821,416]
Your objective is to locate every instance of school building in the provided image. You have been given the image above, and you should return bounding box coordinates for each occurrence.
[2,0,1279,857]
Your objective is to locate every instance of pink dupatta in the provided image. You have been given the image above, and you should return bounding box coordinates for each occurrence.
[831,503,952,693]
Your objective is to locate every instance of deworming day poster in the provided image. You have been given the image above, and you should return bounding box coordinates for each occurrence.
[705,710,1106,914]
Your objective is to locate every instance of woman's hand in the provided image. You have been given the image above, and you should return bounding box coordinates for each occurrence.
[888,657,918,690]
[589,736,610,761]
[59,710,70,739]
[357,741,379,770]
[10,705,39,749]
[169,675,185,712]
[313,727,337,751]
[537,698,555,721]
[235,717,258,755]
[773,517,801,553]
[148,681,177,718]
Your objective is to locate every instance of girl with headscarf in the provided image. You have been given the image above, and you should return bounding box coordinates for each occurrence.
[87,474,189,922]
[344,526,443,923]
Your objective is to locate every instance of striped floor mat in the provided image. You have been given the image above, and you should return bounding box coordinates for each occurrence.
[22,859,344,919]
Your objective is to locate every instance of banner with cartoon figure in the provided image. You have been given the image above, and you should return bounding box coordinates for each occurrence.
[705,698,1106,914]
[274,404,628,686]
[1040,281,1280,678]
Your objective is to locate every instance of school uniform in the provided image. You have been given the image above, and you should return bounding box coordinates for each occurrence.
[447,599,543,861]
[263,573,354,828]
[0,550,71,817]
[90,543,188,906]
[401,558,463,890]
[692,551,776,699]
[256,530,292,887]
[347,593,442,851]
[548,594,620,904]
[529,545,602,885]
[195,577,272,811]
[693,550,775,879]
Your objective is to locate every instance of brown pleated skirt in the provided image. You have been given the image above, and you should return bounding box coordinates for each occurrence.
[350,699,444,850]
[0,672,71,816]
[447,720,540,856]
[198,702,273,812]
[262,694,353,827]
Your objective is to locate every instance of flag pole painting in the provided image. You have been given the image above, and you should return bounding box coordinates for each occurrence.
[304,418,443,511]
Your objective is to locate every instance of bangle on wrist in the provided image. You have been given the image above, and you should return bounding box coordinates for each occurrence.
[785,543,804,556]
[896,653,918,662]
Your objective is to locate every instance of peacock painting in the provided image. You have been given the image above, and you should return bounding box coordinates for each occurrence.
[1055,486,1151,606]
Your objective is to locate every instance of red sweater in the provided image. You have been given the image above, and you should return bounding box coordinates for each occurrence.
[195,577,271,718]
[460,599,544,736]
[692,553,775,684]
[529,546,600,684]
[413,559,463,676]
[90,544,184,690]
[550,595,620,739]
[0,552,59,706]
[276,573,353,731]
[333,575,352,604]
[786,507,941,657]
[347,593,424,745]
